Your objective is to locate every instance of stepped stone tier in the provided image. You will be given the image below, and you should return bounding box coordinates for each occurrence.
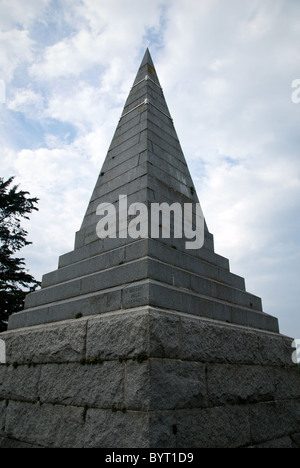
[0,49,299,448]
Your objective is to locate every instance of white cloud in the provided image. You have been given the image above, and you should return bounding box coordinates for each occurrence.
[29,0,165,84]
[239,9,274,39]
[7,88,44,115]
[0,29,33,82]
[1,141,99,278]
[0,0,51,81]
[30,29,101,80]
[0,0,50,30]
[199,156,300,256]
[44,82,117,129]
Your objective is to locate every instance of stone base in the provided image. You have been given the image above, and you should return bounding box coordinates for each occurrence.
[0,308,300,448]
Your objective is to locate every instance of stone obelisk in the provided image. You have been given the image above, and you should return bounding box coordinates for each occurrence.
[0,49,299,448]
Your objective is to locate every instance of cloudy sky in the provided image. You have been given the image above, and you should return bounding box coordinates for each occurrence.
[0,0,299,343]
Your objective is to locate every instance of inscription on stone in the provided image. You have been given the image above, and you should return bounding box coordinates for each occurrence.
[84,227,98,245]
[124,286,148,307]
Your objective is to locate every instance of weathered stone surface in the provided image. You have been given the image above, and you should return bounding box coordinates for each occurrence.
[1,319,86,364]
[124,362,150,411]
[0,436,39,448]
[84,409,149,448]
[86,310,149,360]
[273,367,300,400]
[149,411,176,448]
[149,309,180,358]
[0,307,299,447]
[256,332,294,366]
[38,362,124,408]
[1,306,296,367]
[0,365,41,402]
[0,366,6,395]
[207,364,276,405]
[249,400,300,444]
[125,359,207,411]
[5,401,85,448]
[180,314,292,366]
[175,405,251,448]
[0,400,6,435]
[291,432,300,448]
[251,436,294,448]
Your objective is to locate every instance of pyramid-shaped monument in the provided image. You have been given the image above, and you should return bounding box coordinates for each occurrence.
[0,50,299,448]
[8,49,278,333]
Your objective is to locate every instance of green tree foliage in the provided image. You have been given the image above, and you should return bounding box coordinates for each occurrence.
[0,177,40,332]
